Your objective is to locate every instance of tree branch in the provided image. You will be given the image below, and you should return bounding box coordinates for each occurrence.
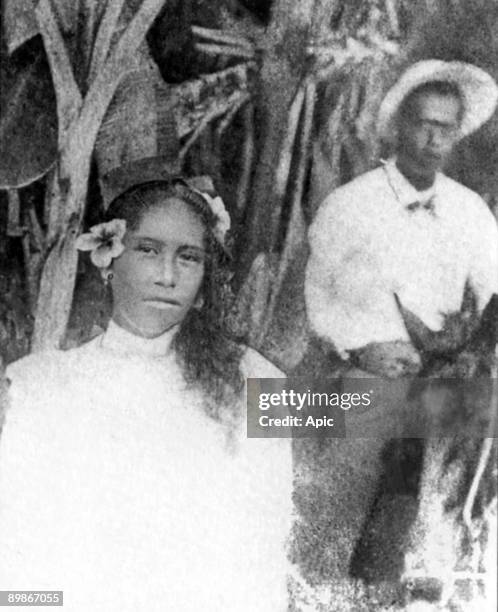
[35,0,82,138]
[77,0,166,165]
[88,0,127,84]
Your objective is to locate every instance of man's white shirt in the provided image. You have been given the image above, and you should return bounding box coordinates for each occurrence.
[305,158,498,355]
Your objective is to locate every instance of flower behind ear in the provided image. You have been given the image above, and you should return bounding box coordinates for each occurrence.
[201,193,231,244]
[75,219,126,268]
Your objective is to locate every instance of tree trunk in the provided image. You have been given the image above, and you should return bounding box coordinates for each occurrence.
[31,147,92,351]
[238,0,320,274]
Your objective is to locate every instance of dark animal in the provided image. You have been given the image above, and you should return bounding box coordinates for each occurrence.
[396,292,498,610]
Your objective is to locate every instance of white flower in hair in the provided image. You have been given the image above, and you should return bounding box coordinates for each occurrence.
[201,192,231,244]
[75,219,127,268]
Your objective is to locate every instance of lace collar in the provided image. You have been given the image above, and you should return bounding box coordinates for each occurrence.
[99,319,179,358]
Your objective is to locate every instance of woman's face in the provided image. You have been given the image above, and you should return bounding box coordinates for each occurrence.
[110,197,206,337]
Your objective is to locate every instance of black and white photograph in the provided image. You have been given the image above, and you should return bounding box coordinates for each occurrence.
[0,1,497,610]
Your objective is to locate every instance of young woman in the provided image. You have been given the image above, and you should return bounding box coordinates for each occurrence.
[0,169,293,611]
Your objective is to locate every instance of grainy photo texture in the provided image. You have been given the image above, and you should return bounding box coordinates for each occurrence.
[0,1,497,611]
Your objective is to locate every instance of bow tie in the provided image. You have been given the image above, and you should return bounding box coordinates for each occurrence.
[406,196,436,215]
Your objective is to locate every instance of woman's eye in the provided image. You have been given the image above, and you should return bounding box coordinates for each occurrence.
[137,245,159,255]
[179,251,203,264]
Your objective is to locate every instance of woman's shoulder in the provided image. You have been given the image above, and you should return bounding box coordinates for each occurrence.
[240,346,286,379]
[7,349,64,381]
[3,337,107,437]
[6,337,101,387]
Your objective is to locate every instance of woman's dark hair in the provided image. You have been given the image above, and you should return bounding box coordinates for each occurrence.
[105,179,244,421]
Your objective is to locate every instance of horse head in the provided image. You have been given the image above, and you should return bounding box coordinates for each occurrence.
[394,285,498,375]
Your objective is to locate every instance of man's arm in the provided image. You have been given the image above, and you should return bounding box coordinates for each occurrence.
[304,200,344,352]
[467,197,498,311]
[305,192,404,355]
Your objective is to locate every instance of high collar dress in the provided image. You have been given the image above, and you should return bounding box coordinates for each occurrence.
[0,322,293,611]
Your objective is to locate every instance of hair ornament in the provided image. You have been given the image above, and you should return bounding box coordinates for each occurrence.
[180,176,231,246]
[75,219,127,268]
[196,190,231,245]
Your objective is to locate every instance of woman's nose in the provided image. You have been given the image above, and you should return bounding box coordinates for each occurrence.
[157,253,176,287]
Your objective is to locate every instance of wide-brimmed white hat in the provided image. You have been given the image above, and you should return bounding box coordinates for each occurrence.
[378,60,498,143]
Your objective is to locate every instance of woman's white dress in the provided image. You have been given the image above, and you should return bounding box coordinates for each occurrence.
[0,322,293,611]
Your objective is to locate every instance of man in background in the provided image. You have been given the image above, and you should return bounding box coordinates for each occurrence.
[305,60,498,374]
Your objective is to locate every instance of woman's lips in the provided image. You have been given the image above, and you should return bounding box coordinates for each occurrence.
[144,298,180,309]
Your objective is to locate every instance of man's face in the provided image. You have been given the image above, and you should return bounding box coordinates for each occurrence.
[397,91,461,181]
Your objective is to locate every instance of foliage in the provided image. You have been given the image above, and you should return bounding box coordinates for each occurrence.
[396,0,498,202]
